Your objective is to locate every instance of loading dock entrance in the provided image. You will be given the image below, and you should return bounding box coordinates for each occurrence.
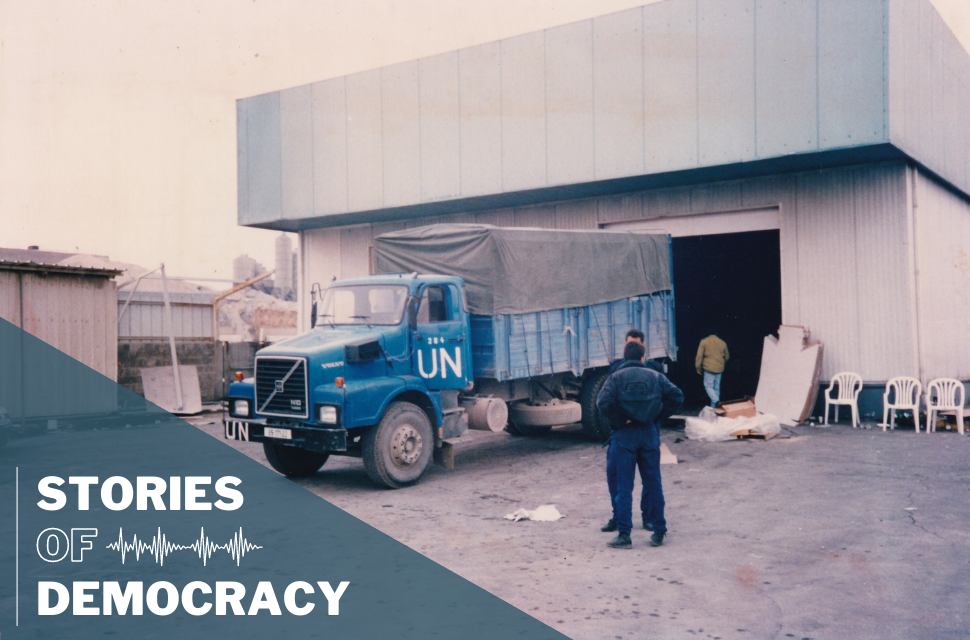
[606,209,783,406]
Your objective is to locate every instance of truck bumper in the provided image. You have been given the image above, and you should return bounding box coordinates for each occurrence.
[223,418,348,453]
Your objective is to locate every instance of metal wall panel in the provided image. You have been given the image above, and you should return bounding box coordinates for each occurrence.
[697,0,756,165]
[346,70,384,211]
[545,20,595,186]
[300,228,341,331]
[245,92,282,223]
[280,85,314,219]
[0,271,21,326]
[419,52,461,202]
[458,42,502,198]
[593,8,644,180]
[596,194,643,225]
[236,100,249,223]
[340,226,374,279]
[501,31,547,192]
[690,183,742,213]
[642,186,691,218]
[311,78,349,215]
[914,172,970,380]
[886,0,970,207]
[642,0,698,173]
[11,272,118,417]
[381,62,421,207]
[474,208,515,227]
[850,166,914,379]
[755,0,818,157]
[554,201,598,230]
[794,169,862,378]
[513,204,556,229]
[817,0,885,148]
[791,163,914,381]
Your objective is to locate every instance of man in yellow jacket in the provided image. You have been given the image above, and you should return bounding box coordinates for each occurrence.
[695,333,729,407]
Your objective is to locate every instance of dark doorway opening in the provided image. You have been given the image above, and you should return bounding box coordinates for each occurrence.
[664,230,782,409]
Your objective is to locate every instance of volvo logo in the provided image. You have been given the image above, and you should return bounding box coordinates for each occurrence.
[275,380,285,393]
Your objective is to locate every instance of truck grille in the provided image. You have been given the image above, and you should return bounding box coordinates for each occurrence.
[255,357,308,419]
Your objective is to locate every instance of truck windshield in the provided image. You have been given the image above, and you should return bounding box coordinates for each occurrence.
[318,285,410,326]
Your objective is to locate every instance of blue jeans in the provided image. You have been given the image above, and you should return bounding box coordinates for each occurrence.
[606,439,651,524]
[611,426,666,535]
[703,371,722,407]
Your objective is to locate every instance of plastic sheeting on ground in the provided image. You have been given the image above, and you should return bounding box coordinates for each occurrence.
[685,408,781,442]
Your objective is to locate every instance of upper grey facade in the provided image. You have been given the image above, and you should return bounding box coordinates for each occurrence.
[236,0,970,231]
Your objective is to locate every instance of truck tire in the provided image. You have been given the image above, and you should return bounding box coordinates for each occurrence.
[263,442,330,477]
[363,401,434,489]
[505,419,552,438]
[579,370,613,442]
[508,399,581,431]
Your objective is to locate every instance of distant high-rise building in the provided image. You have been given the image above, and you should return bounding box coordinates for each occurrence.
[291,252,299,301]
[233,254,268,285]
[274,234,295,299]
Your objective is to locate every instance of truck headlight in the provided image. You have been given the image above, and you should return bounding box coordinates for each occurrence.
[318,406,338,424]
[232,400,250,417]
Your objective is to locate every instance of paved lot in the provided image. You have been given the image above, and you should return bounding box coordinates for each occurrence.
[193,415,970,640]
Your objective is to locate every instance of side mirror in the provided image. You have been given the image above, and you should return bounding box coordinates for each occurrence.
[311,301,318,329]
[406,296,419,329]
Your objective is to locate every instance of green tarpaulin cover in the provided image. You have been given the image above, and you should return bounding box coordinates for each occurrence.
[373,224,671,315]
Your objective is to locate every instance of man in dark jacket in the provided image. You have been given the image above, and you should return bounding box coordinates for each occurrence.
[597,341,684,548]
[602,328,666,535]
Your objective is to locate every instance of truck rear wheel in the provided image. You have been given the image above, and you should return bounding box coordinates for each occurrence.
[579,370,613,442]
[263,442,330,477]
[363,401,434,489]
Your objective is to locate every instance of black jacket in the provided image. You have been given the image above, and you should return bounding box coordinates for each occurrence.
[608,357,663,376]
[596,360,684,431]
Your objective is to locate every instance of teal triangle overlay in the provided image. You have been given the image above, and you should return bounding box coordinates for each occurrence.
[0,319,568,639]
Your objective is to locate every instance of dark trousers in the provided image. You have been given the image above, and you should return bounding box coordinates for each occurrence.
[606,439,651,523]
[610,426,666,535]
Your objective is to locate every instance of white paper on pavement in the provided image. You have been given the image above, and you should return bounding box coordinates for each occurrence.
[504,504,563,522]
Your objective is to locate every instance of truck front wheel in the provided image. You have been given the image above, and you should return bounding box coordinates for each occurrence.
[263,442,330,477]
[363,401,435,489]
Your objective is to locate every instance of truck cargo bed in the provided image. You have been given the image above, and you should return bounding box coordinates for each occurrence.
[470,292,675,381]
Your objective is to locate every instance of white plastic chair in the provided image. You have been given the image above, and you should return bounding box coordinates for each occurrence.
[880,377,921,432]
[925,378,965,435]
[824,372,863,428]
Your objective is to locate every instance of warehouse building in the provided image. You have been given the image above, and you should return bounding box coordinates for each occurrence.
[235,0,970,410]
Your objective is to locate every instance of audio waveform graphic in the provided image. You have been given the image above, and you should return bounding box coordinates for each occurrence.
[105,526,263,567]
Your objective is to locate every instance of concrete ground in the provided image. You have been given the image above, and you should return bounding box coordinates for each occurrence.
[192,415,970,640]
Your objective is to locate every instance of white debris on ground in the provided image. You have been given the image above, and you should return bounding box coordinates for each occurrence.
[685,408,781,442]
[505,505,563,522]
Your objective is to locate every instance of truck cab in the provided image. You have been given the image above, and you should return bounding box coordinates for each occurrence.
[225,274,475,487]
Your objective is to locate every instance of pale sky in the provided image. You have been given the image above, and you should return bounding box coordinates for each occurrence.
[1,0,969,280]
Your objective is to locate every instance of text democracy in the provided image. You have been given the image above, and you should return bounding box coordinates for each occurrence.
[39,581,350,616]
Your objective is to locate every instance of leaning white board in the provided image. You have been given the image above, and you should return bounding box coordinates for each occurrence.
[754,326,823,426]
[141,365,203,415]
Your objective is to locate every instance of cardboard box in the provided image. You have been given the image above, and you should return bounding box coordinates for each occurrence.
[714,396,757,419]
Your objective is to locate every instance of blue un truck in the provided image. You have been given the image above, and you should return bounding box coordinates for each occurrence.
[224,224,676,488]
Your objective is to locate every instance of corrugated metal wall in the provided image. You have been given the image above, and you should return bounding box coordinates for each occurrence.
[913,170,970,381]
[0,269,118,418]
[117,291,215,339]
[302,161,920,383]
[240,0,892,226]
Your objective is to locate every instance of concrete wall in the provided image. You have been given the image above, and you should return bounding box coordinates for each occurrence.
[118,339,225,404]
[300,161,924,384]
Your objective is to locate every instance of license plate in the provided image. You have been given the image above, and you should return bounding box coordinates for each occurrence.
[264,427,292,440]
